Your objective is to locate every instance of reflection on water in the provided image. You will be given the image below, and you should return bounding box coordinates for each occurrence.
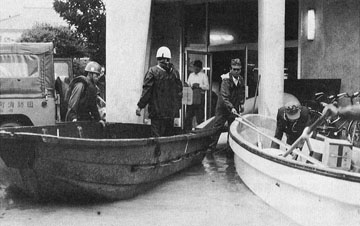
[0,149,298,226]
[203,149,239,185]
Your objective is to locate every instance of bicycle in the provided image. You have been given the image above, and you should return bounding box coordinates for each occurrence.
[306,92,349,139]
[303,92,328,125]
[346,91,360,147]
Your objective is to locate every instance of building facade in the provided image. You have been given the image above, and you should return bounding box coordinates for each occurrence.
[106,0,360,123]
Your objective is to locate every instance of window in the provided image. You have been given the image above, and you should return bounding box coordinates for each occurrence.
[209,1,258,45]
[54,62,69,82]
[0,54,39,78]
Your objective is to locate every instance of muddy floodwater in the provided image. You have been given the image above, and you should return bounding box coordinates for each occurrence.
[0,150,299,226]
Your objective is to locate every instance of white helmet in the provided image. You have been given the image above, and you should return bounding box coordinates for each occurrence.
[156,46,171,59]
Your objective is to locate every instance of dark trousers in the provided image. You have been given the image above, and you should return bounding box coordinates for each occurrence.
[209,113,236,149]
[151,118,175,137]
[184,104,204,131]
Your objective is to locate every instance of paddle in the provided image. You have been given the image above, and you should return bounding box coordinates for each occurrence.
[252,74,261,113]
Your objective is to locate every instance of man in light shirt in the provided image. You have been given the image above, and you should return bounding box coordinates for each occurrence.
[184,60,209,131]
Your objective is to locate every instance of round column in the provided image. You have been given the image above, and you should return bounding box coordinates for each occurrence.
[106,0,152,123]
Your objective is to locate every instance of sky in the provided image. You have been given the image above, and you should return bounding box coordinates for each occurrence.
[0,0,54,19]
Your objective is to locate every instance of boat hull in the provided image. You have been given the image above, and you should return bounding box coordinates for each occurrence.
[229,114,360,226]
[0,121,216,201]
[5,153,204,201]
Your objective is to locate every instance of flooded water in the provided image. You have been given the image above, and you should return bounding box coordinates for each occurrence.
[0,149,299,226]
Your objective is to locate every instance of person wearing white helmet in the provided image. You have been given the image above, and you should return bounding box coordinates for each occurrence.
[270,101,311,149]
[136,46,183,137]
[65,61,105,126]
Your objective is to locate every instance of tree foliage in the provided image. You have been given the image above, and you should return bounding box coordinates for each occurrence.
[19,23,86,58]
[53,0,106,65]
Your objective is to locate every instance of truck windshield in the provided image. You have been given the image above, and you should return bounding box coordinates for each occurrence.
[54,62,69,82]
[0,54,39,78]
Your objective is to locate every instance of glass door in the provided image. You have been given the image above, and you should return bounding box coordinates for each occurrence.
[183,51,212,129]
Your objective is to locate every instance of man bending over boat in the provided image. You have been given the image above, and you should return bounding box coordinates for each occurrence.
[136,46,183,137]
[65,61,105,127]
[323,104,360,120]
[210,58,245,152]
[271,101,311,149]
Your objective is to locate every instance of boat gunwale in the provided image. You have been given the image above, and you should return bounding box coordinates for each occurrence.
[0,127,217,147]
[229,115,360,184]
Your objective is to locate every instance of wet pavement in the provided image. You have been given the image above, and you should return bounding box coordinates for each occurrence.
[0,150,299,226]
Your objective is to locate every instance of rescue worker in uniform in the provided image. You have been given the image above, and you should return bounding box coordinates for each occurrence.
[136,46,183,137]
[65,61,104,126]
[210,58,245,151]
[271,101,311,149]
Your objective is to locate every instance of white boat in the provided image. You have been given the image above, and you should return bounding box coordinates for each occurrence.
[214,92,300,148]
[229,114,360,226]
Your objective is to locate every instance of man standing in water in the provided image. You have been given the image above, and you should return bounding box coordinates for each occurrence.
[136,46,183,137]
[210,58,245,152]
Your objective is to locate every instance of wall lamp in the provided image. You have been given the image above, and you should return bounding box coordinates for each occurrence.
[307,9,315,41]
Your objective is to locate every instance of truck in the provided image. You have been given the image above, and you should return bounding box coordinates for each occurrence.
[0,42,73,127]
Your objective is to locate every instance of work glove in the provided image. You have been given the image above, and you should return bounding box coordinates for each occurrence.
[136,107,142,116]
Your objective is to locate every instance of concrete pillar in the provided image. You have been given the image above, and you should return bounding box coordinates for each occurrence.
[258,0,285,118]
[106,0,152,123]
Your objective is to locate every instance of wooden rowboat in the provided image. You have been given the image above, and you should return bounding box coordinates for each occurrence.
[229,114,360,226]
[0,121,217,201]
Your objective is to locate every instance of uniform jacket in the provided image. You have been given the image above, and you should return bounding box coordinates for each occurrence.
[273,106,311,147]
[215,72,245,115]
[137,65,183,119]
[65,76,100,121]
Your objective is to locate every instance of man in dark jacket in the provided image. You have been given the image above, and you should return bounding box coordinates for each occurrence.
[271,101,311,149]
[65,61,104,126]
[136,46,183,137]
[210,58,245,149]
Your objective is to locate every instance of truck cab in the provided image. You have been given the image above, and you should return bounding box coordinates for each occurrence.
[0,42,57,127]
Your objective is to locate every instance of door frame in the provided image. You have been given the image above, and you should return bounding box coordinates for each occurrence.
[184,50,213,124]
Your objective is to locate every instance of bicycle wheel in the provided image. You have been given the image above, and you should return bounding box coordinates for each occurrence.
[347,120,360,147]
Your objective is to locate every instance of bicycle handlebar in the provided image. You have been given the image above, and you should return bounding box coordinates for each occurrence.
[327,92,348,102]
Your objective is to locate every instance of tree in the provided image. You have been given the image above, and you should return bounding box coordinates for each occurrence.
[53,0,106,65]
[19,23,86,58]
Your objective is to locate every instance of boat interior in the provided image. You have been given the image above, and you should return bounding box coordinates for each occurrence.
[234,115,360,173]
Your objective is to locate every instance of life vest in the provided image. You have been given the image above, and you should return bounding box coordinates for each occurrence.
[65,76,98,121]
